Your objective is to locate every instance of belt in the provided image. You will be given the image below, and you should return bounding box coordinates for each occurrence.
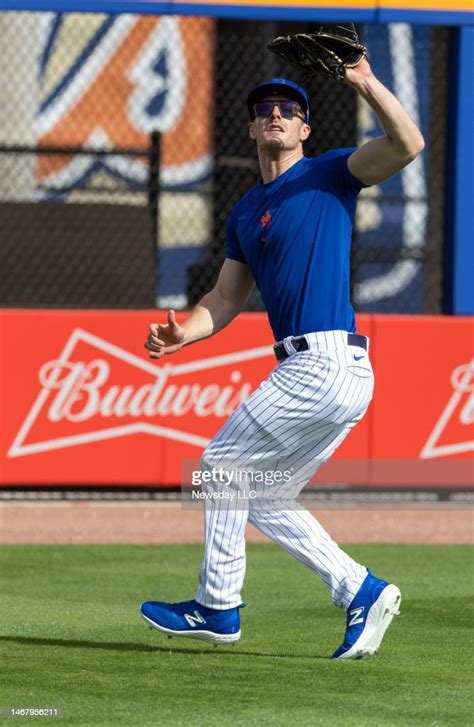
[273,332,368,363]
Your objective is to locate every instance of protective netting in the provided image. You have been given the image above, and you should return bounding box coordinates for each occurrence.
[0,13,447,312]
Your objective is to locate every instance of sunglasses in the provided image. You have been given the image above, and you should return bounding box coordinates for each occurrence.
[252,100,306,121]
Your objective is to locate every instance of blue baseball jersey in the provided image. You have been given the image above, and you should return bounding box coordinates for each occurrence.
[225,148,365,341]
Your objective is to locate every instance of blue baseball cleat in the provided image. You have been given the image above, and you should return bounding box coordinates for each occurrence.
[332,570,401,660]
[140,599,243,644]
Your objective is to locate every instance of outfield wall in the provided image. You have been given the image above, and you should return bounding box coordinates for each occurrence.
[3,0,474,25]
[1,310,472,487]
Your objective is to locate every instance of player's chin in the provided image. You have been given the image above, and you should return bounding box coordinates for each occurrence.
[260,137,285,150]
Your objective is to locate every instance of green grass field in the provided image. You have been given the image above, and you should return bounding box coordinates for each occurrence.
[2,543,473,726]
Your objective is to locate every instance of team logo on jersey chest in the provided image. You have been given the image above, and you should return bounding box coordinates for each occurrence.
[259,209,272,242]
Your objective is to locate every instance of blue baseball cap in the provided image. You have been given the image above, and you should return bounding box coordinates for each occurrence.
[247,78,309,123]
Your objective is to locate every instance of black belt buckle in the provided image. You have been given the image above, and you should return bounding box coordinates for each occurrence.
[273,336,308,362]
[273,342,286,362]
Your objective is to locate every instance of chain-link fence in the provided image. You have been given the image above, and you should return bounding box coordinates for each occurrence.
[0,12,214,308]
[0,12,448,312]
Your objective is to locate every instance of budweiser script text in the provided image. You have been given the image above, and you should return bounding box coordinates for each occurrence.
[451,361,474,425]
[38,359,254,422]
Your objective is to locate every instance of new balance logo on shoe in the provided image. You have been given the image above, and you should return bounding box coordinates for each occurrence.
[184,611,206,628]
[348,606,365,626]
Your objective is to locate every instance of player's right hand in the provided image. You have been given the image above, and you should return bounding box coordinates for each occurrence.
[145,310,186,359]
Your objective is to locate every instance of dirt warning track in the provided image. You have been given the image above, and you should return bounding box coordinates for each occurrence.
[1,501,472,545]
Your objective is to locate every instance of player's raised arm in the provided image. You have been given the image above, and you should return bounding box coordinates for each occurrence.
[145,258,254,359]
[267,25,424,187]
[345,59,425,186]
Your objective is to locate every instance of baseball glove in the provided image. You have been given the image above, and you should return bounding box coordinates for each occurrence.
[267,24,368,82]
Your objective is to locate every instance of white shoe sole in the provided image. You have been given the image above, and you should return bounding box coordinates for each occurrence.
[334,584,402,660]
[141,612,241,644]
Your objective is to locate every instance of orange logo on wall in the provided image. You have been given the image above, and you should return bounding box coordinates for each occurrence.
[36,15,215,190]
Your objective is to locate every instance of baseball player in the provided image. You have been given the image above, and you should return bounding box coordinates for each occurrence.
[141,39,424,659]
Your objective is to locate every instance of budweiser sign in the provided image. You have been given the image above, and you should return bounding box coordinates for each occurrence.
[420,359,474,459]
[2,310,471,487]
[8,328,274,458]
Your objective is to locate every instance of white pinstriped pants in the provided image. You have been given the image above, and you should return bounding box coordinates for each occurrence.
[195,330,374,611]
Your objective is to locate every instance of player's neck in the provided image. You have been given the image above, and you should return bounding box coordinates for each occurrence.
[258,148,304,185]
